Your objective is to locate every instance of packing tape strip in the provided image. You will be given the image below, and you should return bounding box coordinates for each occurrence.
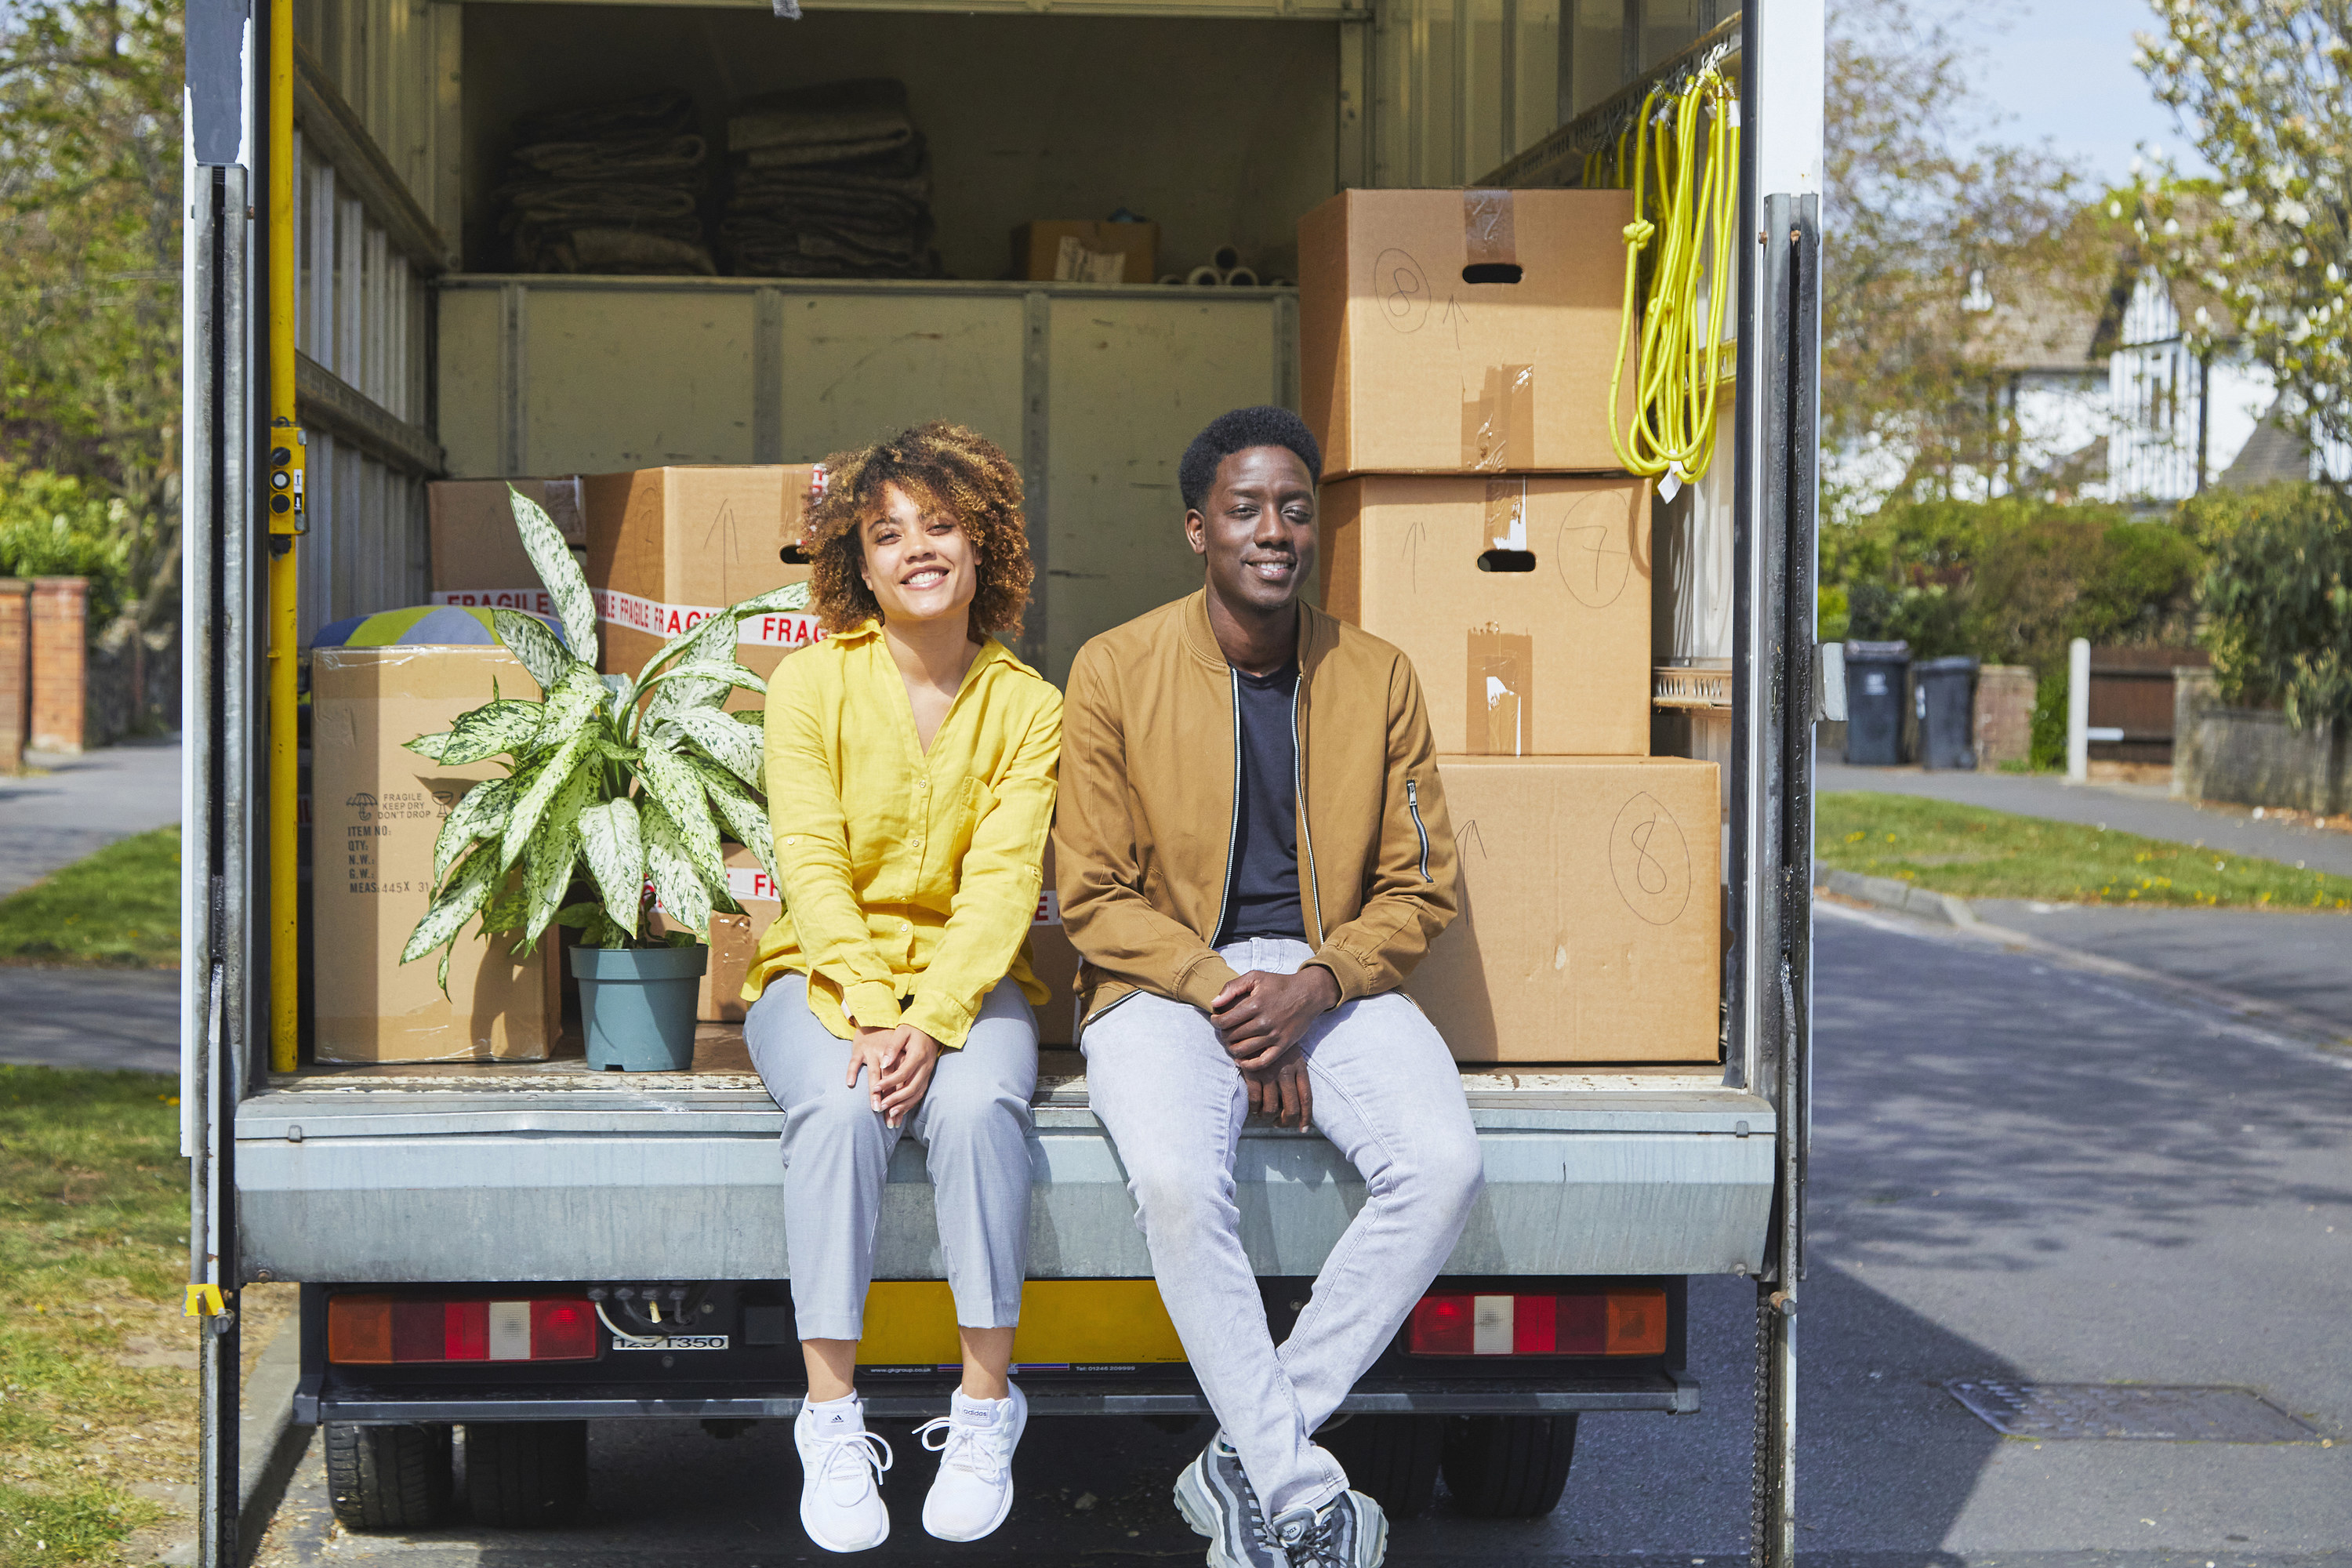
[539,477,587,546]
[1483,478,1529,552]
[1462,364,1537,470]
[1462,189,1517,267]
[1467,623,1535,757]
[592,586,826,649]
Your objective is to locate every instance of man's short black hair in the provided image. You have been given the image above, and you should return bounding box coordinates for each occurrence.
[1179,406,1323,512]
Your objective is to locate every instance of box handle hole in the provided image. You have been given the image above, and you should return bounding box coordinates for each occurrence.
[1476,550,1537,573]
[780,544,811,565]
[1461,263,1524,285]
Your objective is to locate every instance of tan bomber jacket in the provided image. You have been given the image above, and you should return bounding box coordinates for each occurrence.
[1053,590,1458,1031]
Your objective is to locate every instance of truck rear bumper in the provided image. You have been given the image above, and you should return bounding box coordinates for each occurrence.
[238,1088,1774,1282]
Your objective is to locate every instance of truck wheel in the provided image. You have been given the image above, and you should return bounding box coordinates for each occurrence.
[1440,1414,1577,1518]
[1321,1415,1443,1518]
[463,1421,589,1528]
[324,1422,452,1530]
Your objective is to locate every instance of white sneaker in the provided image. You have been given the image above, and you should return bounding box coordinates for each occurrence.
[794,1396,893,1552]
[916,1383,1027,1541]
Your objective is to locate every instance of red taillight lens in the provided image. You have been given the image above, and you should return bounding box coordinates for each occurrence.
[533,1300,597,1359]
[1406,1287,1668,1357]
[328,1294,601,1364]
[1408,1294,1474,1355]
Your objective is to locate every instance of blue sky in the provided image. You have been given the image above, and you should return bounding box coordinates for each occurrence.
[1933,0,2213,185]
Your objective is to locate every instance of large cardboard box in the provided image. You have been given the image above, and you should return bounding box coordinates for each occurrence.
[583,466,825,697]
[1012,220,1158,285]
[1299,189,1637,477]
[688,845,1083,1047]
[428,476,587,617]
[1320,474,1652,756]
[1407,757,1720,1063]
[310,646,561,1062]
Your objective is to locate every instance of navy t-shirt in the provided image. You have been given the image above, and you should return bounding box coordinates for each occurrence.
[1213,662,1307,946]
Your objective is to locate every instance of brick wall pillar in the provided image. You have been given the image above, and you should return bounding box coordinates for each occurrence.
[29,576,88,755]
[1972,664,2038,768]
[0,580,28,772]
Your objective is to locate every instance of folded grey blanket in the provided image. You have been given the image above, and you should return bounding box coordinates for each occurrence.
[510,132,707,184]
[499,181,702,224]
[728,78,913,158]
[514,89,695,147]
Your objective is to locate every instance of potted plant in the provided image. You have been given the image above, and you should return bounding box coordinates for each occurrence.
[400,486,803,1070]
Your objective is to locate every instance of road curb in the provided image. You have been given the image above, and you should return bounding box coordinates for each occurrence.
[1813,862,2352,1051]
[238,1314,310,1565]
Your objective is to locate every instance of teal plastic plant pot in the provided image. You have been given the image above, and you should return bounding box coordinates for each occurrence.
[570,944,710,1072]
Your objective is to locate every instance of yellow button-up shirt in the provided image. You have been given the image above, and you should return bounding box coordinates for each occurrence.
[744,620,1062,1048]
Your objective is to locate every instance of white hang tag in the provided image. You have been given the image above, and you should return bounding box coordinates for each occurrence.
[1657,465,1686,503]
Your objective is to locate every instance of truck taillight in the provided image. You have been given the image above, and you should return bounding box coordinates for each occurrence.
[1407,1287,1668,1356]
[328,1295,601,1364]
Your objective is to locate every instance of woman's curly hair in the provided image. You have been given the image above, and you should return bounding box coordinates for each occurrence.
[803,422,1034,641]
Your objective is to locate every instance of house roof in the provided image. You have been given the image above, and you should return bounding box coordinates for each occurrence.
[2217,403,2310,488]
[1969,195,2241,374]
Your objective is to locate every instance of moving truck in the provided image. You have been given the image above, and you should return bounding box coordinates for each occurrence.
[180,1,1826,1563]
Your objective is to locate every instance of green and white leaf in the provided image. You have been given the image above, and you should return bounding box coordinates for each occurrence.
[659,706,764,790]
[499,727,595,870]
[520,769,590,942]
[401,845,502,965]
[600,672,634,719]
[635,599,742,691]
[575,796,647,939]
[642,660,767,707]
[493,608,574,693]
[728,579,812,618]
[506,485,598,666]
[437,699,548,766]
[638,744,726,875]
[524,666,609,760]
[638,611,742,726]
[694,760,776,885]
[433,776,517,883]
[405,731,454,761]
[641,800,713,941]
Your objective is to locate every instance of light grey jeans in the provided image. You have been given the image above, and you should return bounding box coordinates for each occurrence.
[746,974,1038,1341]
[1081,938,1486,1517]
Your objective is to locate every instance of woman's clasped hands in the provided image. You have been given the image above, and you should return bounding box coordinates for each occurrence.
[849,1023,942,1127]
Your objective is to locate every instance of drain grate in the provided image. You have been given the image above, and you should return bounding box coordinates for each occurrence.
[1945,1381,2316,1443]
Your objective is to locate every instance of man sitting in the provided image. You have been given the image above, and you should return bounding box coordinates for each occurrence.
[1054,406,1486,1568]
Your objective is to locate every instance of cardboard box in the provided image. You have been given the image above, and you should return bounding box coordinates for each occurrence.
[1012,220,1158,285]
[310,646,561,1062]
[1320,474,1652,756]
[582,466,825,700]
[1299,189,1637,477]
[687,845,1082,1046]
[1406,757,1719,1063]
[429,476,587,618]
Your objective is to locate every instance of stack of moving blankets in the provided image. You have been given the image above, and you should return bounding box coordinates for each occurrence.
[722,79,938,278]
[500,90,715,276]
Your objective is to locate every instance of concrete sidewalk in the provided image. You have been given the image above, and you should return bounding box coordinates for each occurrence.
[1817,757,2352,879]
[0,737,183,895]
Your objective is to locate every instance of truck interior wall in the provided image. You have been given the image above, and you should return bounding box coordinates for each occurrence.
[296,0,458,239]
[1557,0,1729,122]
[458,5,1340,283]
[1369,0,1561,187]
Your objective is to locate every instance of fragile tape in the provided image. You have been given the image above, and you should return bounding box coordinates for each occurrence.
[592,586,825,650]
[706,869,1062,925]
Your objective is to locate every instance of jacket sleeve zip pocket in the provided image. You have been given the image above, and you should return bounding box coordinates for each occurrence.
[1404,777,1432,883]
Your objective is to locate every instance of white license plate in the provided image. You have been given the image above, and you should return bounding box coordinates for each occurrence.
[610,1334,729,1352]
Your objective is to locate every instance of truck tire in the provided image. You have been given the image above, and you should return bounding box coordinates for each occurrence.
[324,1422,452,1530]
[1440,1414,1577,1518]
[463,1421,589,1528]
[1319,1415,1443,1519]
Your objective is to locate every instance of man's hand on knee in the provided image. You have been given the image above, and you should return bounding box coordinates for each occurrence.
[1243,1051,1313,1128]
[1210,966,1339,1070]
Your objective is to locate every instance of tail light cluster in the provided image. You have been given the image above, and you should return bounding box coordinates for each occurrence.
[328,1294,600,1365]
[1407,1286,1668,1357]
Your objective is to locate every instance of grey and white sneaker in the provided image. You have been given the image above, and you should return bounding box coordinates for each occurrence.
[1172,1436,1288,1568]
[1272,1489,1388,1568]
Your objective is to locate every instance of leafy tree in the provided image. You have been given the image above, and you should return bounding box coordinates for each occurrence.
[2178,481,2352,726]
[1824,0,2110,519]
[0,0,183,655]
[2136,1,2351,459]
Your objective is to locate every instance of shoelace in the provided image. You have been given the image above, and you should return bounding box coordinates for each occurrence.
[1276,1501,1348,1568]
[916,1414,1009,1486]
[810,1427,894,1497]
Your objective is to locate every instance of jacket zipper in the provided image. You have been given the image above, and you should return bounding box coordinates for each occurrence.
[1208,670,1243,947]
[1405,777,1431,883]
[1290,678,1323,945]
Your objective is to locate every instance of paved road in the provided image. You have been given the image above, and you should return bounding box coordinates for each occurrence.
[1975,902,2352,1033]
[249,903,2352,1566]
[1818,760,2352,880]
[0,737,181,895]
[0,965,180,1073]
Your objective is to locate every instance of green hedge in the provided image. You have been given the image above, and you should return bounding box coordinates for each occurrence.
[0,464,133,626]
[2177,481,2352,729]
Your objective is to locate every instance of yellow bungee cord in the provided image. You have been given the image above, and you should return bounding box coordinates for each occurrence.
[1606,67,1740,497]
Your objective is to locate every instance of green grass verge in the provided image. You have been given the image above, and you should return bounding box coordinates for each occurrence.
[0,1067,187,1564]
[1817,793,2352,911]
[0,829,180,967]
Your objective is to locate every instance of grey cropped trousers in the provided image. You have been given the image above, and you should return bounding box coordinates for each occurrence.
[745,974,1039,1342]
[1082,937,1486,1519]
